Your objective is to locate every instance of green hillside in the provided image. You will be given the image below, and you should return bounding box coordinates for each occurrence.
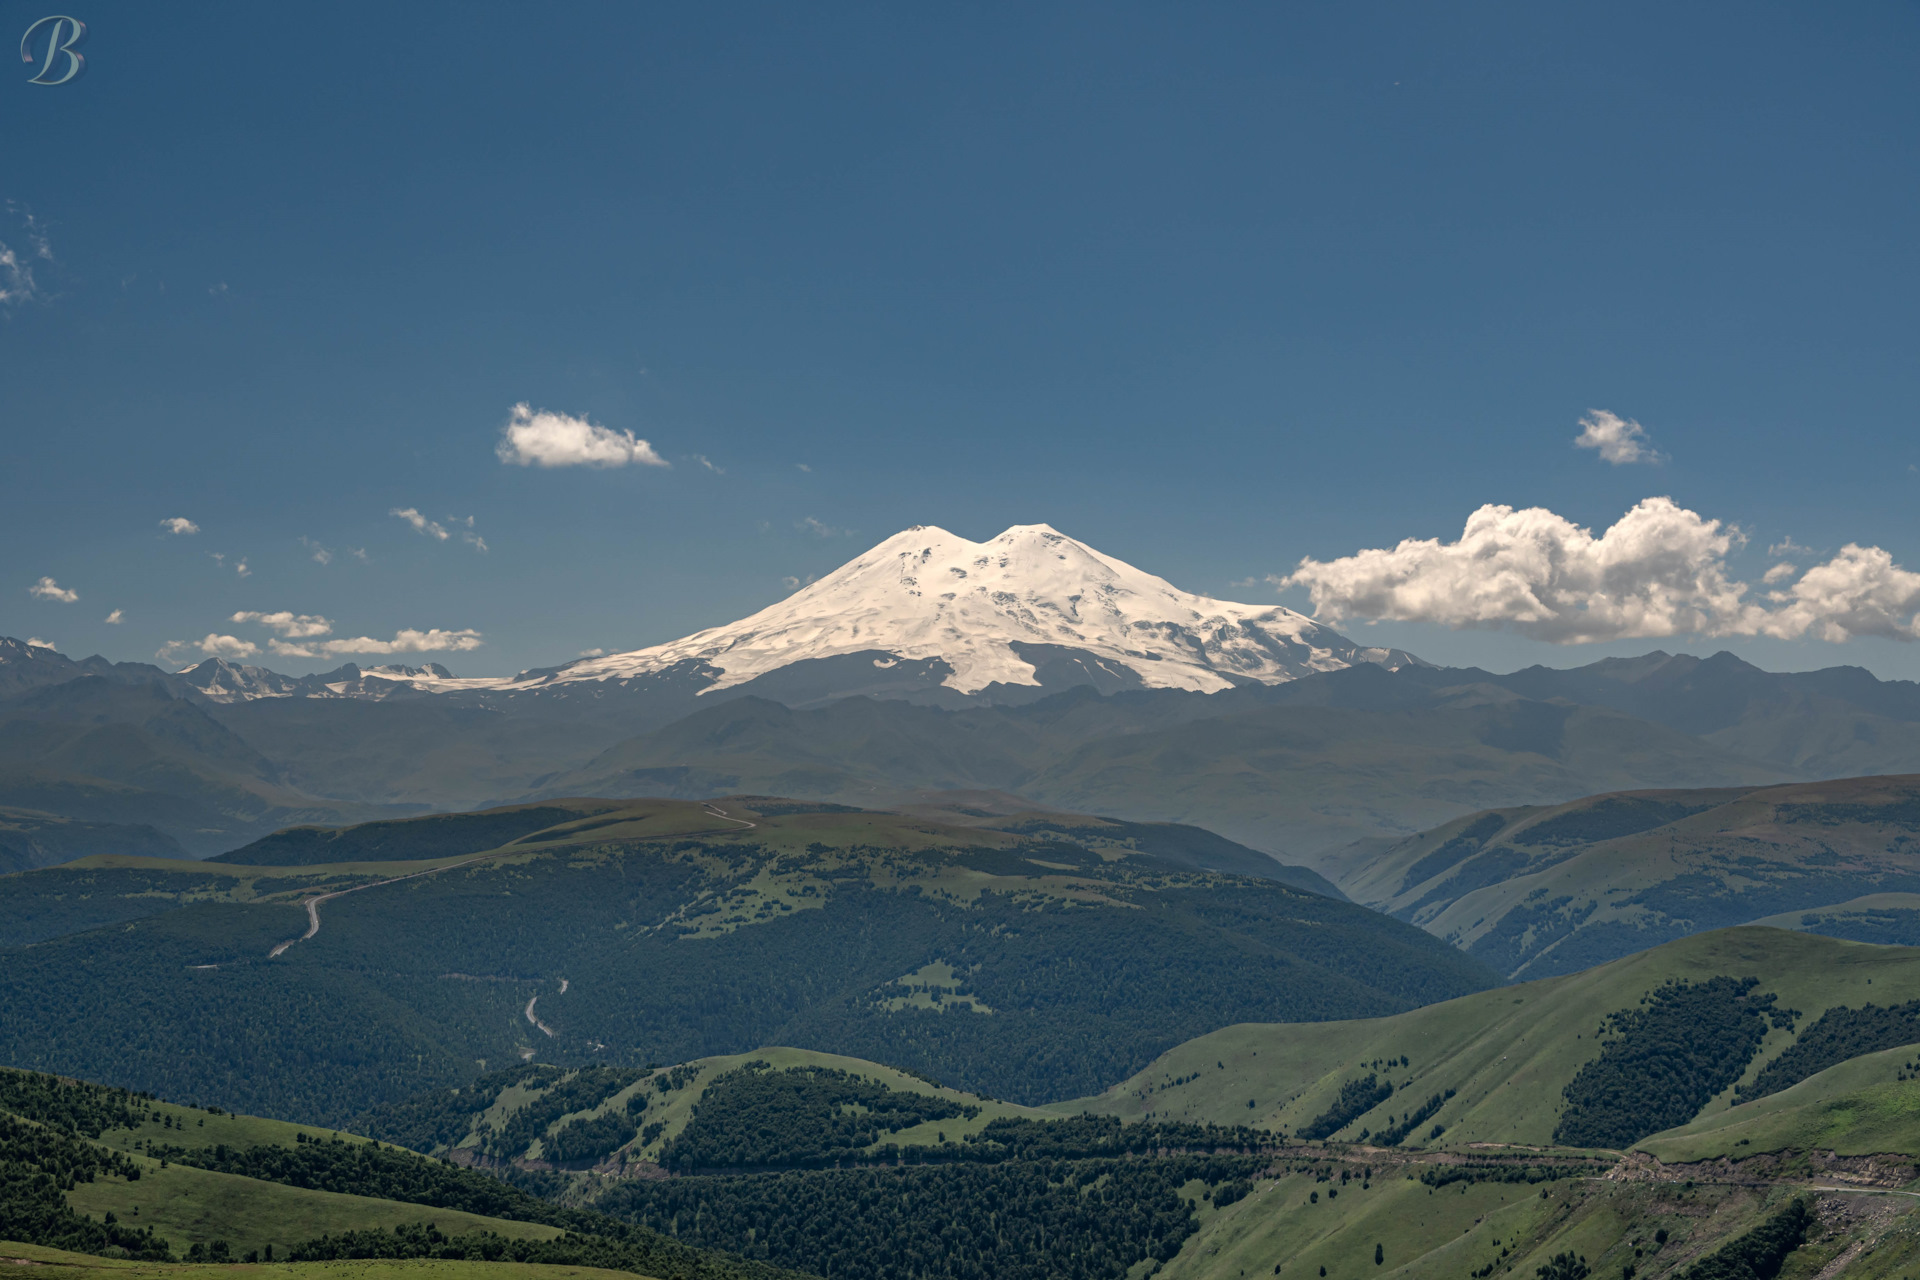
[1637,1041,1920,1163]
[0,1247,658,1280]
[0,797,1493,1120]
[0,1067,798,1280]
[1074,927,1920,1149]
[1322,775,1920,978]
[358,1047,1047,1170]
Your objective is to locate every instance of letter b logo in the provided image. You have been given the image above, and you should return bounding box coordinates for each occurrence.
[22,15,87,85]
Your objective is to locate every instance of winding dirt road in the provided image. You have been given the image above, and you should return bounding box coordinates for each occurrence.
[268,854,498,958]
[269,805,757,961]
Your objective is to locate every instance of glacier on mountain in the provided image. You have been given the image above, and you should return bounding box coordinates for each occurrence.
[524,523,1422,696]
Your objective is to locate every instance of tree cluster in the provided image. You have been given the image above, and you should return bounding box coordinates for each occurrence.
[1679,1201,1812,1280]
[662,1064,977,1171]
[1741,1002,1920,1102]
[0,1113,171,1261]
[595,1156,1257,1280]
[1299,1074,1393,1141]
[1554,977,1779,1147]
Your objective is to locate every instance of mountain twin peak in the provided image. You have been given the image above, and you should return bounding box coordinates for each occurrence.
[6,525,1419,707]
[532,523,1424,700]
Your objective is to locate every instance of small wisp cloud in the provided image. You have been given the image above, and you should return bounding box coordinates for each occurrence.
[160,517,200,536]
[1277,496,1920,644]
[392,508,486,550]
[28,576,78,603]
[496,403,669,469]
[1574,410,1664,466]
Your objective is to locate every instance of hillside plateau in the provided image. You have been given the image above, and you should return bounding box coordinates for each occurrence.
[1077,927,1920,1151]
[0,797,1491,1122]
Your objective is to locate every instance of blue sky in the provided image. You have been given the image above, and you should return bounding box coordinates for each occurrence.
[5,2,1919,679]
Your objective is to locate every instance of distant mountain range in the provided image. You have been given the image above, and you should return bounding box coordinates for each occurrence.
[1329,772,1920,979]
[3,522,1920,865]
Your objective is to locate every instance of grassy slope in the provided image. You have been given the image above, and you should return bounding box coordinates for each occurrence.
[1639,1041,1920,1162]
[3,1083,556,1259]
[0,1243,644,1280]
[1070,928,1920,1148]
[1158,1169,1842,1280]
[457,1048,1048,1167]
[64,1158,560,1259]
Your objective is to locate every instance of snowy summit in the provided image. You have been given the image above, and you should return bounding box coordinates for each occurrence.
[536,523,1422,696]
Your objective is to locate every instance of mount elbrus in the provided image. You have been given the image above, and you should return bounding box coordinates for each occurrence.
[165,523,1426,706]
[4,522,1920,864]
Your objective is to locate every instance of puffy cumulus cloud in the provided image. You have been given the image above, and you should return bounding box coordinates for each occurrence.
[496,403,668,469]
[26,637,56,650]
[231,610,334,638]
[1574,409,1664,465]
[1762,545,1920,642]
[160,517,200,536]
[391,507,449,540]
[1280,498,1756,643]
[269,629,485,659]
[28,576,78,602]
[158,634,260,665]
[1279,498,1920,645]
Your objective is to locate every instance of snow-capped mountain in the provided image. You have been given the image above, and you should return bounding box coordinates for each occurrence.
[515,524,1423,699]
[8,525,1421,710]
[174,658,465,703]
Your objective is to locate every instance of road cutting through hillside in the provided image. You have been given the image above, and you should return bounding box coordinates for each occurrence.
[703,804,756,829]
[272,808,755,960]
[267,854,499,958]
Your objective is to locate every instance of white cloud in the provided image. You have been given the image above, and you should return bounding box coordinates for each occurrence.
[1574,409,1665,466]
[235,559,250,578]
[28,576,78,603]
[797,516,849,538]
[26,637,55,650]
[495,403,668,469]
[301,537,333,565]
[159,634,260,665]
[578,647,607,658]
[1279,497,1920,645]
[103,609,123,625]
[160,517,200,536]
[269,628,485,658]
[391,507,449,540]
[0,205,50,306]
[231,610,334,638]
[1762,563,1798,585]
[1768,538,1810,558]
[794,463,812,472]
[691,454,723,474]
[1761,545,1920,642]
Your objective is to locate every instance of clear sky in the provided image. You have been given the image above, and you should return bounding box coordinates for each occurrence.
[5,3,1919,679]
